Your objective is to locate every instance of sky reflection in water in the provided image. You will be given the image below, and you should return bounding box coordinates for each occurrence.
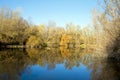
[21,63,91,80]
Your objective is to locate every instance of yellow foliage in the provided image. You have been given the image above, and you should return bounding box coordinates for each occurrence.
[26,36,41,47]
[37,25,45,34]
[60,34,72,46]
[80,44,86,48]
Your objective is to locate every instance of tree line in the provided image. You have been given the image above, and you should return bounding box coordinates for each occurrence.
[0,0,120,57]
[0,7,95,49]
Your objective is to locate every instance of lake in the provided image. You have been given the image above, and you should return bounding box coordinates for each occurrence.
[0,48,120,80]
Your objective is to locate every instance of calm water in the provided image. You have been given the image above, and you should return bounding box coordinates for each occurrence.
[0,48,120,80]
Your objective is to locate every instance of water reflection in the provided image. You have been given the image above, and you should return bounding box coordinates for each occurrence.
[0,48,120,80]
[21,64,91,80]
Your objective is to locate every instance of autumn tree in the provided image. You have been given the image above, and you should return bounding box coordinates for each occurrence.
[37,22,65,47]
[93,0,120,56]
[0,7,29,45]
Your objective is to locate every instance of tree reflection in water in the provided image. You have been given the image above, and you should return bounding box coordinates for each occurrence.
[0,48,120,80]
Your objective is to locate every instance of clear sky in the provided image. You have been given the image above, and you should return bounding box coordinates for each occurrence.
[0,0,100,27]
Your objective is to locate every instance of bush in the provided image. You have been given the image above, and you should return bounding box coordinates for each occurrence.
[26,36,41,48]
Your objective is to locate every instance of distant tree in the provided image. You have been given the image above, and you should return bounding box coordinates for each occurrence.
[26,35,41,48]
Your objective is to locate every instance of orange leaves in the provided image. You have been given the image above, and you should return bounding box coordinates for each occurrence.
[60,34,72,46]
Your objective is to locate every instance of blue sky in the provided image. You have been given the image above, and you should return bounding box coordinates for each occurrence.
[0,0,100,27]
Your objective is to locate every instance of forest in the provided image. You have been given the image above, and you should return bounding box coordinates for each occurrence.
[0,0,120,59]
[0,7,95,48]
